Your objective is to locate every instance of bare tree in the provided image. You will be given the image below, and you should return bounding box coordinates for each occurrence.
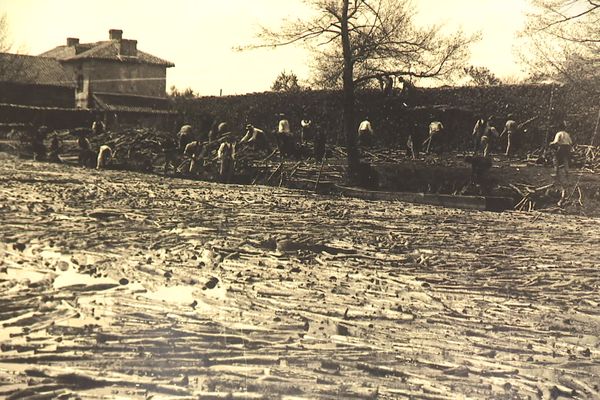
[0,13,10,53]
[0,13,24,82]
[522,0,599,84]
[247,0,475,181]
[0,13,12,78]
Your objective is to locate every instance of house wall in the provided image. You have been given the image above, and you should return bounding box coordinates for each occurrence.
[0,82,75,108]
[63,60,167,109]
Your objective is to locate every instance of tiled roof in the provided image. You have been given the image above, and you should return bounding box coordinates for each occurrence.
[0,102,82,111]
[0,53,75,87]
[92,93,176,114]
[40,41,174,67]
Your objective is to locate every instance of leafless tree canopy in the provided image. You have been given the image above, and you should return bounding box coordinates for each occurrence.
[253,0,475,89]
[523,0,599,84]
[0,13,24,82]
[0,14,10,53]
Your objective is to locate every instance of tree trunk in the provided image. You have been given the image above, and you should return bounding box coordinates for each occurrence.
[340,0,360,183]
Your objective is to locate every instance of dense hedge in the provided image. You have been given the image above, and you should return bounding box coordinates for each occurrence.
[172,83,598,150]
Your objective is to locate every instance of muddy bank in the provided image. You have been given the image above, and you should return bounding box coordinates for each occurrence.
[1,154,600,399]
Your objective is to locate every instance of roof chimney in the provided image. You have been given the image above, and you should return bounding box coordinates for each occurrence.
[109,29,123,40]
[66,37,79,46]
[119,39,138,57]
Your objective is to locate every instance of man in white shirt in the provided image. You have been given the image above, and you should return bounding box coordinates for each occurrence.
[277,113,294,157]
[300,119,313,144]
[549,124,573,178]
[358,118,373,147]
[178,124,193,151]
[278,114,291,134]
[96,145,112,169]
[426,120,444,154]
[500,114,518,157]
[241,124,270,152]
[218,137,236,183]
[472,116,487,154]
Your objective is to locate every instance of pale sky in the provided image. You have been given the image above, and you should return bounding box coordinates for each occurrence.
[2,0,532,95]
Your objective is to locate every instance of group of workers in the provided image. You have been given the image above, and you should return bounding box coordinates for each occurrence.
[21,123,110,170]
[164,122,237,182]
[357,112,574,180]
[23,108,575,186]
[163,113,327,182]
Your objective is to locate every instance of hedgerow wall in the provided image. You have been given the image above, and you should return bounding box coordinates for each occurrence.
[173,83,598,150]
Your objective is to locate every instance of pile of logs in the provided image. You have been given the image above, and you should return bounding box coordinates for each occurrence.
[509,183,556,211]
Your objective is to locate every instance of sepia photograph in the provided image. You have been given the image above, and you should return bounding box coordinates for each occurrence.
[0,0,599,398]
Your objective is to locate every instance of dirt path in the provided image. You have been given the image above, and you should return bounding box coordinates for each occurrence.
[1,154,599,399]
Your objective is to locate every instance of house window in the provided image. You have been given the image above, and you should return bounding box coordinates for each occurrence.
[76,74,84,92]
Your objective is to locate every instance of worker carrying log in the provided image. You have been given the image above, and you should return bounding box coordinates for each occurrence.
[358,117,374,147]
[549,121,573,179]
[96,145,113,169]
[218,136,236,183]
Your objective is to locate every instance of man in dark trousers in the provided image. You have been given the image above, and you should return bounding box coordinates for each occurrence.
[48,134,62,163]
[472,116,487,154]
[218,136,236,183]
[77,133,95,167]
[549,121,573,179]
[161,134,179,175]
[31,126,48,161]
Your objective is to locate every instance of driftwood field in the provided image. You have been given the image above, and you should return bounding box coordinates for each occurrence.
[1,153,599,399]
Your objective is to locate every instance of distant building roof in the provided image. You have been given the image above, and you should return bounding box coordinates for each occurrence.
[40,41,174,67]
[0,53,75,87]
[92,93,176,114]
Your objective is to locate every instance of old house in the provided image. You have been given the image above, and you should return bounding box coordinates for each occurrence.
[41,29,174,113]
[0,29,175,127]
